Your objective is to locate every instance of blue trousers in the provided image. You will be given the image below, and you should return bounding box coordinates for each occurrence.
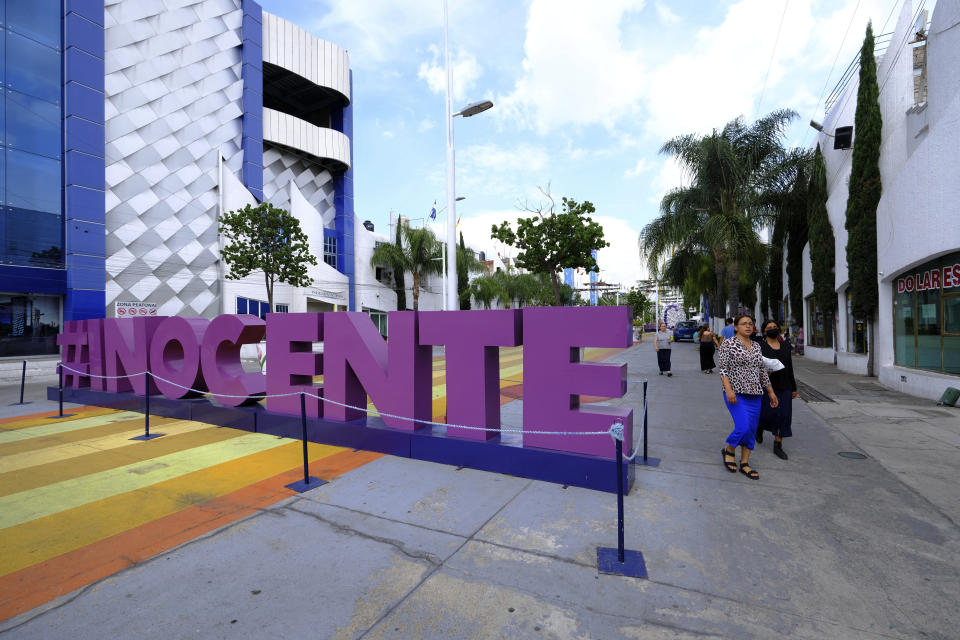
[723,393,762,450]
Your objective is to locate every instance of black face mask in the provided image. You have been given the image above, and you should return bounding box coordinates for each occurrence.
[765,328,780,338]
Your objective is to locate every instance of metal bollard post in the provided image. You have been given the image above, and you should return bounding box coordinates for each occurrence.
[51,363,74,419]
[596,425,647,578]
[145,371,150,438]
[131,371,162,440]
[642,380,648,463]
[301,391,309,486]
[616,437,625,562]
[284,391,327,493]
[58,363,63,417]
[17,360,27,405]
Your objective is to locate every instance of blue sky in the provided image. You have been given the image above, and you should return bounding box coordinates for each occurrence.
[258,0,911,289]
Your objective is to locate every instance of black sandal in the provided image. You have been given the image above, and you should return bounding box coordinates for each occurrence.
[739,464,759,480]
[722,448,737,473]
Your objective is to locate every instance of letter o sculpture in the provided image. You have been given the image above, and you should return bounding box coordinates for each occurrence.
[149,317,210,399]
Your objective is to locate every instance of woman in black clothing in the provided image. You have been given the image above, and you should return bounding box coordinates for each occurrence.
[697,325,718,373]
[756,319,798,459]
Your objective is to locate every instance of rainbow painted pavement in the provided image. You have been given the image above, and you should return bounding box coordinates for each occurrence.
[0,345,629,623]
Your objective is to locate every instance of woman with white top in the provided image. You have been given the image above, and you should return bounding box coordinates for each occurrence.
[654,321,672,377]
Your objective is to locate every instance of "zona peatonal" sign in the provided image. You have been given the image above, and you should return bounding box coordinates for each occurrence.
[57,307,634,460]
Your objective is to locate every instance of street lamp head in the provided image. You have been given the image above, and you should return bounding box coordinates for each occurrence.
[457,100,494,118]
[809,120,825,132]
[456,196,466,201]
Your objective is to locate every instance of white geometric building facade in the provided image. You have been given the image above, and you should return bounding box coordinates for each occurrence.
[101,0,365,318]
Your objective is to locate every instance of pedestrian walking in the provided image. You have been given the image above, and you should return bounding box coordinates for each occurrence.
[718,314,779,480]
[654,321,672,377]
[755,319,798,460]
[720,317,735,341]
[697,325,718,373]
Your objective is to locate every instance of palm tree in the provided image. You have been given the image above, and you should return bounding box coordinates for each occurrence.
[370,222,443,311]
[456,232,486,310]
[467,275,501,309]
[642,109,801,316]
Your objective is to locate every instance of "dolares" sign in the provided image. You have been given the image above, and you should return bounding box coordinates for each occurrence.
[57,307,633,459]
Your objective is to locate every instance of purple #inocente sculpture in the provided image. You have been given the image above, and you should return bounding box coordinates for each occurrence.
[55,306,635,461]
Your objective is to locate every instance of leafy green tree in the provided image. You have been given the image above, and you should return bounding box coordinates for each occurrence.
[767,216,786,322]
[783,162,810,326]
[491,192,608,305]
[808,145,837,316]
[219,202,318,312]
[643,110,800,316]
[370,222,443,311]
[457,232,485,310]
[845,22,882,375]
[625,288,652,324]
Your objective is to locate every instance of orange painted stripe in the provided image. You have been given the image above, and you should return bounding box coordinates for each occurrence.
[0,406,117,430]
[0,448,380,622]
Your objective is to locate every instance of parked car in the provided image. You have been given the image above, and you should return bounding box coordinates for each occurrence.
[672,320,698,342]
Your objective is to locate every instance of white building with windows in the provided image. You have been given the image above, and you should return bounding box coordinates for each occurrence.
[804,0,960,400]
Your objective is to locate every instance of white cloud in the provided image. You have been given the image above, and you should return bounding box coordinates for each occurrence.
[417,45,483,103]
[496,0,648,134]
[454,143,551,198]
[655,2,681,24]
[417,117,435,132]
[647,156,687,206]
[624,157,655,178]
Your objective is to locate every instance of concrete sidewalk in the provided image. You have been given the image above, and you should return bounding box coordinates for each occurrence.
[2,341,959,639]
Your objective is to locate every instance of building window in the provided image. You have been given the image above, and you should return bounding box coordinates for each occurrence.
[845,290,867,354]
[324,235,337,269]
[806,295,833,348]
[237,297,269,319]
[274,304,289,313]
[0,293,60,356]
[892,251,960,375]
[365,308,387,338]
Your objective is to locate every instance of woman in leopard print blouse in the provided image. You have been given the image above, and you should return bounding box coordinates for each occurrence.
[717,314,778,480]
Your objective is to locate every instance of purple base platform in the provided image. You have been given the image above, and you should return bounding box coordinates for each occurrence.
[49,386,635,495]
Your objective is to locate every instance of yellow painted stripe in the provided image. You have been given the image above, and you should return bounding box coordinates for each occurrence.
[0,420,217,475]
[0,433,291,529]
[0,412,144,444]
[0,440,344,576]
[0,417,178,459]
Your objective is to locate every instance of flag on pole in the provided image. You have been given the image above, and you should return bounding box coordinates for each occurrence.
[456,215,461,228]
[429,201,437,220]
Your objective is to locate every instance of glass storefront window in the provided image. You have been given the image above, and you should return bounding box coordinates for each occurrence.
[892,252,960,375]
[6,90,61,159]
[6,30,60,105]
[893,287,915,367]
[806,296,834,348]
[7,0,61,50]
[0,293,60,356]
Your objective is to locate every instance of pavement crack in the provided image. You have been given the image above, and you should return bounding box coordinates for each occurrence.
[279,503,446,567]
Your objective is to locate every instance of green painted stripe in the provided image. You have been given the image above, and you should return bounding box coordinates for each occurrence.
[0,433,290,529]
[0,412,145,445]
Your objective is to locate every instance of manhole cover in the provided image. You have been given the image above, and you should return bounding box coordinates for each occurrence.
[838,451,868,459]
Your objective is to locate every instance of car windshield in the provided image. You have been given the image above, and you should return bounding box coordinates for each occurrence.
[678,321,696,328]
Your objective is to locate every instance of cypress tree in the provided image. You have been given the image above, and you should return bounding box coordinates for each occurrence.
[785,165,809,328]
[809,145,837,315]
[768,217,785,322]
[393,220,407,311]
[844,23,882,373]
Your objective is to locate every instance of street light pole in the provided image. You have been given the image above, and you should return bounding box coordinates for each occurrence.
[443,0,457,311]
